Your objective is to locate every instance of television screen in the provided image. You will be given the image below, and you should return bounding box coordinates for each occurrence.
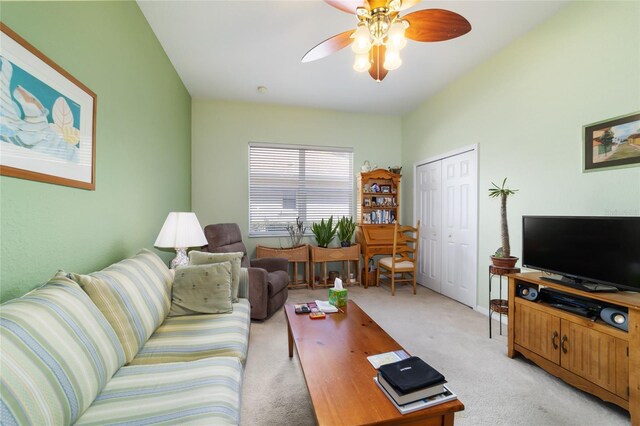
[522,216,640,292]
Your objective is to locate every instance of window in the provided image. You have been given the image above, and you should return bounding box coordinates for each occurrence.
[249,143,354,237]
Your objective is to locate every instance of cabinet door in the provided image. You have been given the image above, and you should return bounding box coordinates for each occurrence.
[560,319,618,394]
[514,302,560,364]
[615,339,629,400]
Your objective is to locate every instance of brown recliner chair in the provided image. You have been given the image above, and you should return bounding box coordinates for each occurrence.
[202,223,289,320]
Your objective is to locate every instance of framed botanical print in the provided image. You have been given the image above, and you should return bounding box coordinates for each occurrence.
[0,23,96,189]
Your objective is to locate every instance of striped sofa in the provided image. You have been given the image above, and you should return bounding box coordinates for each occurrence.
[0,249,251,425]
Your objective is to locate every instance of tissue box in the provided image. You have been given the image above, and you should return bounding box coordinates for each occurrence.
[329,289,347,307]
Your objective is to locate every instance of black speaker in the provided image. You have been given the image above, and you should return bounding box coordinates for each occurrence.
[600,307,628,331]
[517,284,539,301]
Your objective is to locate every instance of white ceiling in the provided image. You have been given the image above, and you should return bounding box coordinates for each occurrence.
[137,0,568,115]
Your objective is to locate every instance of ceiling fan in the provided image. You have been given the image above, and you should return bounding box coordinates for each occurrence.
[302,0,471,82]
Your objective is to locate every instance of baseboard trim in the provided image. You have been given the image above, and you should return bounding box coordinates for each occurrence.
[475,305,509,326]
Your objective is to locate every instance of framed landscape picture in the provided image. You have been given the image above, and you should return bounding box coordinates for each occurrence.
[584,112,640,172]
[0,23,96,190]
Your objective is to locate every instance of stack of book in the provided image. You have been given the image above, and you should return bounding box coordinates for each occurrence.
[375,356,456,414]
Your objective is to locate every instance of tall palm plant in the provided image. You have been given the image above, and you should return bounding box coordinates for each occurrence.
[488,178,518,258]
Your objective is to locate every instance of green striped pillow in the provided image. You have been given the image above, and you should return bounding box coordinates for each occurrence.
[71,249,172,363]
[0,272,125,425]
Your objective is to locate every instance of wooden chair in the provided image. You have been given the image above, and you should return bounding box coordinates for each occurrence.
[376,221,420,296]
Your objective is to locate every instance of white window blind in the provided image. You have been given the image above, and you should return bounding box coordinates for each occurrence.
[249,143,354,237]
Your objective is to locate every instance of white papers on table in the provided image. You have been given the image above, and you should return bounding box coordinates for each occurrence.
[314,300,338,313]
[367,349,409,369]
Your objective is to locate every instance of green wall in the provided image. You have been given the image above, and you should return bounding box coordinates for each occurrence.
[0,2,192,302]
[191,99,401,256]
[401,1,640,309]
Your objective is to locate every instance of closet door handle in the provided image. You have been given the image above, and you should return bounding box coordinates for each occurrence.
[561,335,568,354]
[551,331,559,350]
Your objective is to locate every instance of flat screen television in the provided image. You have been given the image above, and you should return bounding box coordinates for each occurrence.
[522,216,640,293]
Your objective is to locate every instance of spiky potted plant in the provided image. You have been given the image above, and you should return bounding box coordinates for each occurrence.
[311,216,338,248]
[489,178,519,268]
[337,216,356,247]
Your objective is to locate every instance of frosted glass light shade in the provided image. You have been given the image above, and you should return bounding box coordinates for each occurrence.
[351,24,371,54]
[383,48,402,71]
[353,53,371,72]
[387,20,407,50]
[154,212,207,249]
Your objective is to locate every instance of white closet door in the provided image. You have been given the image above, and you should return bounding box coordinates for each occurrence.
[416,161,442,292]
[440,150,477,307]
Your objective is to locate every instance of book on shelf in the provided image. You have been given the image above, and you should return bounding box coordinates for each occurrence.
[378,356,445,395]
[374,377,457,415]
[377,372,446,406]
[366,349,410,370]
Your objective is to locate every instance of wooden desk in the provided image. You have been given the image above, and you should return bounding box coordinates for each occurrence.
[285,301,464,426]
[355,225,407,287]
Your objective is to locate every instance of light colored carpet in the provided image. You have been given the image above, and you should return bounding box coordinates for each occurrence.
[240,284,630,425]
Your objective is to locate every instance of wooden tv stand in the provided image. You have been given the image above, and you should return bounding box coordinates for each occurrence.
[507,272,640,425]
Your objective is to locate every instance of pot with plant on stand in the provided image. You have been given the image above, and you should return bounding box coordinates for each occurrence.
[310,216,361,287]
[256,217,310,288]
[489,178,519,268]
[337,216,356,247]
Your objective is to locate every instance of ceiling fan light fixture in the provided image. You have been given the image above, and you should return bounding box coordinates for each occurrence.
[369,13,390,45]
[351,23,372,54]
[353,52,371,72]
[383,48,402,71]
[305,1,471,82]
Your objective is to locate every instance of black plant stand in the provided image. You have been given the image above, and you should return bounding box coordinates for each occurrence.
[489,265,520,338]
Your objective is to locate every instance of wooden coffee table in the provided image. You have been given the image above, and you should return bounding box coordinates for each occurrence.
[285,300,464,425]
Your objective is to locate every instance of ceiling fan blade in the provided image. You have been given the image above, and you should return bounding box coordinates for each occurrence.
[399,0,421,10]
[324,0,368,14]
[404,9,472,42]
[302,30,355,63]
[369,44,389,82]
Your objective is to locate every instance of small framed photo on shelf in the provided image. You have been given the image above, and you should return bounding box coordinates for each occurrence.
[381,185,391,193]
[364,198,371,207]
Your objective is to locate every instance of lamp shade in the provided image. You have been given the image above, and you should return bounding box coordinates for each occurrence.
[154,212,207,249]
[353,52,371,72]
[351,23,371,54]
[383,48,402,71]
